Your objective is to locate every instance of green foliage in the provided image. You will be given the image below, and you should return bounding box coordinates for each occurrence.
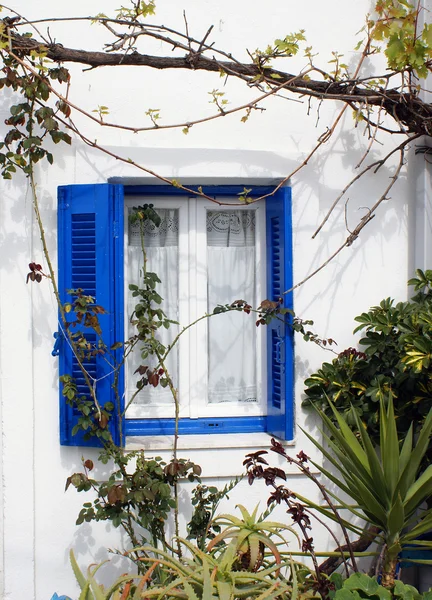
[187,479,241,550]
[330,573,432,600]
[207,504,299,572]
[302,396,432,586]
[67,501,305,599]
[144,108,161,126]
[69,550,146,600]
[137,538,295,600]
[369,0,432,78]
[115,0,156,20]
[0,41,71,178]
[68,549,432,600]
[92,105,110,120]
[251,30,307,77]
[60,374,114,442]
[208,89,229,113]
[127,204,178,391]
[274,30,306,57]
[66,450,204,548]
[304,270,432,466]
[70,540,297,600]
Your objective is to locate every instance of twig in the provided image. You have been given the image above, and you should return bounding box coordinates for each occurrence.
[312,134,419,239]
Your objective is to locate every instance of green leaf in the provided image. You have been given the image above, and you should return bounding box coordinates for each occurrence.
[387,493,404,539]
[402,512,432,541]
[343,573,388,598]
[353,410,388,505]
[397,408,432,499]
[42,116,58,131]
[334,589,357,600]
[323,401,371,473]
[404,464,432,516]
[22,136,41,149]
[70,550,88,591]
[381,397,399,496]
[78,582,93,600]
[398,424,413,479]
[393,580,421,600]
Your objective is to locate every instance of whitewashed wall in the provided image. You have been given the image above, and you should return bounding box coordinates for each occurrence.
[0,1,429,598]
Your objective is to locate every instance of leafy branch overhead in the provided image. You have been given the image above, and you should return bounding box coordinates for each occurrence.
[1,0,432,292]
[3,1,432,136]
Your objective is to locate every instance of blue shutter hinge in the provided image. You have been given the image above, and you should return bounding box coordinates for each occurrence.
[51,331,63,357]
[113,221,119,238]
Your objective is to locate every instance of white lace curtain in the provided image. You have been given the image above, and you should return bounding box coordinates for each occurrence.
[127,209,178,406]
[207,211,257,404]
[127,208,257,409]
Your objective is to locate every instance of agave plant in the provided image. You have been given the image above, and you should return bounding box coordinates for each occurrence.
[301,397,432,587]
[207,504,299,572]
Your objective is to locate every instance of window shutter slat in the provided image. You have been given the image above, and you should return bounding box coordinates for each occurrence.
[57,184,124,446]
[266,187,294,440]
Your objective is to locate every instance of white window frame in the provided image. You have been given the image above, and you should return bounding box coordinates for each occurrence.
[124,195,267,421]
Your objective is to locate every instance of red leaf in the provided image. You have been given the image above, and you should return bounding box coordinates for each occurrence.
[148,372,159,387]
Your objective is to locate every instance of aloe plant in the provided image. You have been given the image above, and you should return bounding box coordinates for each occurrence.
[207,504,299,572]
[139,538,295,600]
[69,540,295,600]
[69,550,150,600]
[301,397,432,587]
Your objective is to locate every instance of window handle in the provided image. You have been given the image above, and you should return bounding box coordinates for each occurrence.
[51,331,62,357]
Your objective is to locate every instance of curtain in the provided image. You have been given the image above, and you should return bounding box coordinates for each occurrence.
[207,210,257,404]
[127,208,179,406]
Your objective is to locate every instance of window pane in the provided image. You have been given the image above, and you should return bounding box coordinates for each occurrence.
[127,208,179,406]
[207,211,257,404]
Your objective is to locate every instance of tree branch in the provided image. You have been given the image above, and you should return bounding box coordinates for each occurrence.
[6,25,432,136]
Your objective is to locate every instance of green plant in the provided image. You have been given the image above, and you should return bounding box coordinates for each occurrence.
[68,535,298,600]
[330,572,432,600]
[69,549,157,600]
[303,270,432,467]
[66,450,203,553]
[187,479,241,550]
[133,539,295,600]
[245,395,432,590]
[300,397,432,587]
[207,504,299,572]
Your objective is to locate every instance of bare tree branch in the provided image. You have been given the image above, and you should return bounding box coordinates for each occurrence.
[5,24,432,136]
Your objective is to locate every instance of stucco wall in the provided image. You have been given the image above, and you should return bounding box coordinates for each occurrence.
[0,1,428,598]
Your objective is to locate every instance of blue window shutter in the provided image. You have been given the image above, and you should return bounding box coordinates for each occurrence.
[266,187,294,440]
[57,184,124,446]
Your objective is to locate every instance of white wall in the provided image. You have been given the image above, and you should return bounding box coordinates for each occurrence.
[0,1,421,598]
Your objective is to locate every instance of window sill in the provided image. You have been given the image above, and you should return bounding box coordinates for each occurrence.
[124,433,309,478]
[125,432,294,451]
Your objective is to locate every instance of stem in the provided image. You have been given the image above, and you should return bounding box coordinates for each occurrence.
[381,553,397,588]
[29,154,103,420]
[134,215,182,555]
[288,455,358,572]
[153,348,181,556]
